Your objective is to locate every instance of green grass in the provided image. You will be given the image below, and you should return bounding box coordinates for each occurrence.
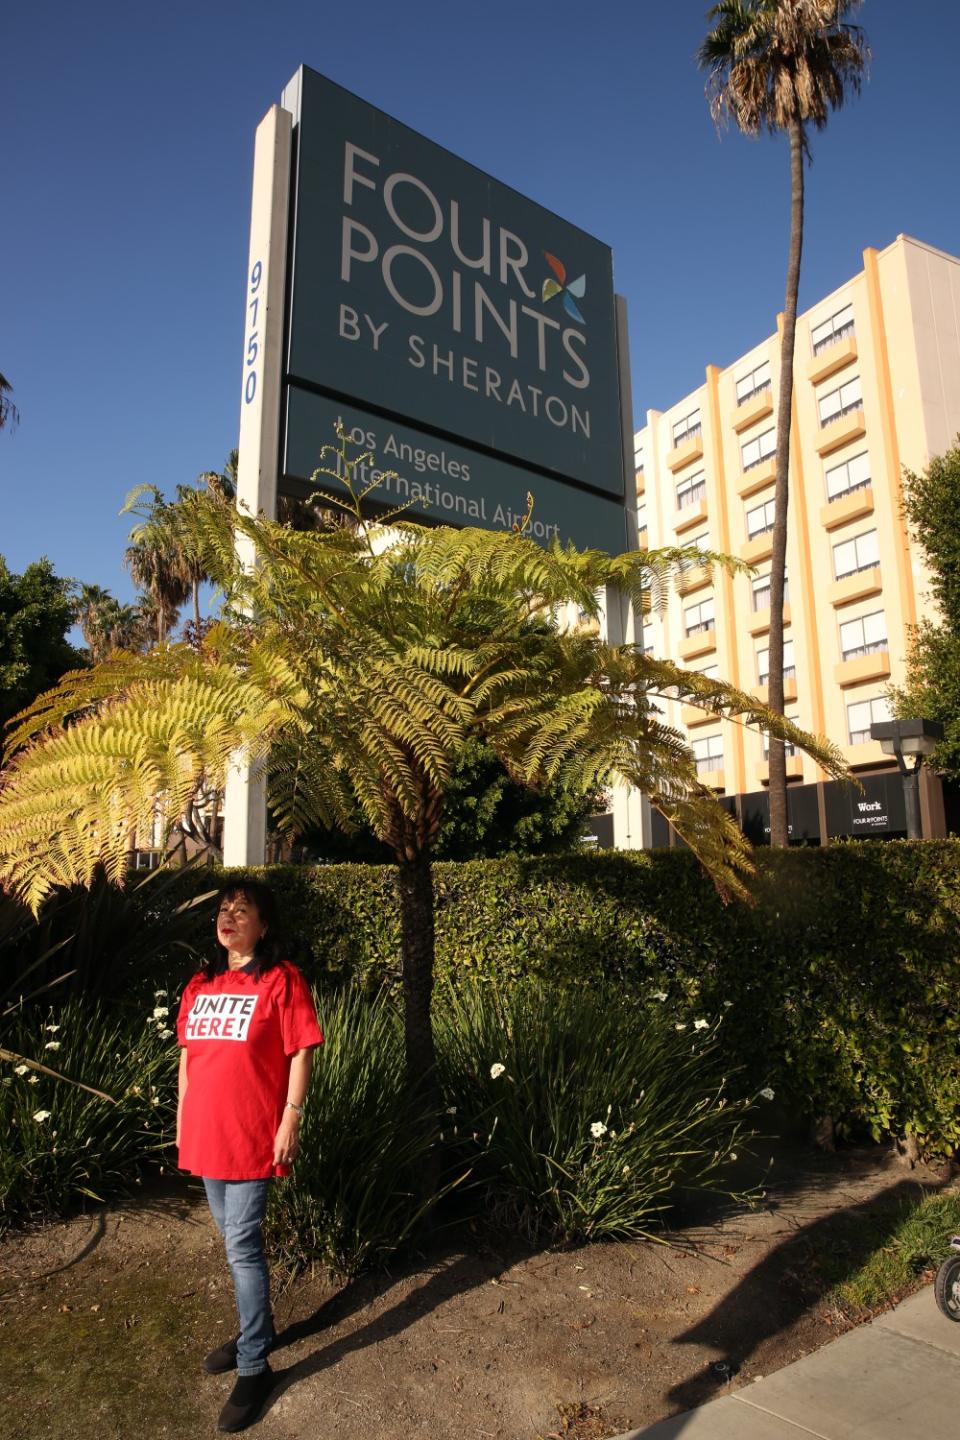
[826,1188,960,1314]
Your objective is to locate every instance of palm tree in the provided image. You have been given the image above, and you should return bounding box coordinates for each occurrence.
[73,584,116,655]
[122,486,190,644]
[199,449,238,503]
[699,1,868,845]
[0,373,20,432]
[100,599,144,657]
[73,585,145,662]
[0,434,846,1103]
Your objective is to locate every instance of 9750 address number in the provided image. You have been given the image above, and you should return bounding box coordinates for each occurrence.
[243,260,263,405]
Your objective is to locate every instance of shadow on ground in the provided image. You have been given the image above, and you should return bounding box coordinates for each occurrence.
[663,1169,953,1415]
[263,1232,531,1417]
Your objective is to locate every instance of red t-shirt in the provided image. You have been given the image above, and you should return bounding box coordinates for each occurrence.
[176,960,323,1181]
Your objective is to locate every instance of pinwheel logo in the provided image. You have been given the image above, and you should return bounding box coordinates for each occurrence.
[541,252,586,325]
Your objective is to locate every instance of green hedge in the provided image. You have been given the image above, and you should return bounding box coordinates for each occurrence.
[33,842,960,1156]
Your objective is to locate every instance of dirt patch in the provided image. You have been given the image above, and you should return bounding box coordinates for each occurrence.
[0,1146,951,1440]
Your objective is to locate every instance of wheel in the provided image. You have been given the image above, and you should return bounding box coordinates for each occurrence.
[934,1255,960,1321]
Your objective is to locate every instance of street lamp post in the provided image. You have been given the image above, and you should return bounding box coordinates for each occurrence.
[870,718,944,839]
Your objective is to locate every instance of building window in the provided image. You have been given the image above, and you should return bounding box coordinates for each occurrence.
[839,608,887,661]
[672,408,702,447]
[641,617,656,655]
[684,596,715,637]
[825,450,871,501]
[763,728,798,759]
[637,502,647,539]
[751,570,789,612]
[634,442,644,470]
[818,374,863,427]
[736,360,772,406]
[746,496,776,539]
[847,694,891,745]
[741,426,776,471]
[692,734,724,775]
[757,639,796,684]
[811,302,855,356]
[676,471,707,510]
[696,664,720,681]
[679,535,711,574]
[833,528,879,580]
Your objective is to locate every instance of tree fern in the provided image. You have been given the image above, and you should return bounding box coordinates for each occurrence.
[0,428,850,1089]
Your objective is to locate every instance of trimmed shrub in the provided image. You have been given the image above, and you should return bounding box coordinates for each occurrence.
[165,843,960,1155]
[10,836,960,1235]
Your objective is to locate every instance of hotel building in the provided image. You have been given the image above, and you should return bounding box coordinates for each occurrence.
[634,235,960,845]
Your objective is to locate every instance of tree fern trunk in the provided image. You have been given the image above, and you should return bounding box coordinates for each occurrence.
[769,117,804,848]
[397,847,439,1100]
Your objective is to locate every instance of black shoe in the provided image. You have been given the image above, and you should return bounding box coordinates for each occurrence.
[204,1336,239,1374]
[204,1329,275,1374]
[217,1368,275,1432]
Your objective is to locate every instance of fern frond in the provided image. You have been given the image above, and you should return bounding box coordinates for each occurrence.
[0,452,852,906]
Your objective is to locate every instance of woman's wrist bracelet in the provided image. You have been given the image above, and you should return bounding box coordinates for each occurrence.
[285,1100,303,1116]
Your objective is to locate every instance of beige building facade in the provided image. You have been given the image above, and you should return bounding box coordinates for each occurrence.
[634,235,960,843]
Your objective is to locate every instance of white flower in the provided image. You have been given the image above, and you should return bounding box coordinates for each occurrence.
[652,991,668,1002]
[446,1106,457,1115]
[154,989,168,998]
[590,1121,608,1139]
[152,1006,168,1019]
[622,1164,630,1175]
[675,1023,687,1032]
[722,1001,733,1009]
[130,1085,141,1096]
[44,1041,62,1052]
[28,1075,39,1085]
[14,1064,29,1076]
[44,1023,60,1034]
[730,1152,738,1161]
[693,1019,709,1031]
[158,1028,173,1039]
[760,1086,776,1102]
[490,1063,506,1080]
[33,1110,51,1123]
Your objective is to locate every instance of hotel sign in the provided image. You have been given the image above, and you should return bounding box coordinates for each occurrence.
[275,67,628,549]
[824,773,907,838]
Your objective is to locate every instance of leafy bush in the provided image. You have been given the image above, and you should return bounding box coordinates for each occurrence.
[267,981,753,1272]
[265,986,448,1276]
[435,983,754,1242]
[0,995,177,1225]
[0,862,215,1009]
[9,838,960,1239]
[167,843,960,1154]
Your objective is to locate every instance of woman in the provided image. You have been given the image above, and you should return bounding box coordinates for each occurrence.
[176,877,323,1433]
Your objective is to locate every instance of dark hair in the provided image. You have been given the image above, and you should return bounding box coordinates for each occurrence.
[200,876,284,980]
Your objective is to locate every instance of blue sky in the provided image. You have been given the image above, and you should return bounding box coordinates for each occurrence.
[3,0,958,602]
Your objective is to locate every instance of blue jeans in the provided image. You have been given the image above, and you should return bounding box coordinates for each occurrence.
[203,1178,273,1376]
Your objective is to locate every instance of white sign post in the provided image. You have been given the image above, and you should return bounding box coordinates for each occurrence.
[222,104,291,867]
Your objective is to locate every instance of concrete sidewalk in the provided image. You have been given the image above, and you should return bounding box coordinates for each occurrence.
[613,1286,960,1439]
